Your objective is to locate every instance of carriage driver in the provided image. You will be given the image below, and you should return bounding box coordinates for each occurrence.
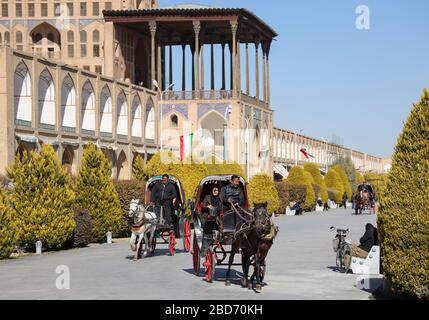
[220,175,245,210]
[150,174,177,228]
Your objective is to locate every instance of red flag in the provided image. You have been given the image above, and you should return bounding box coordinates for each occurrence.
[300,148,314,159]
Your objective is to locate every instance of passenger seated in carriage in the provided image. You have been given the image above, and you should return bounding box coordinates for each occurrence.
[220,175,245,210]
[202,187,222,219]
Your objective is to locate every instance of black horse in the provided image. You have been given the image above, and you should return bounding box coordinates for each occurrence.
[225,203,278,290]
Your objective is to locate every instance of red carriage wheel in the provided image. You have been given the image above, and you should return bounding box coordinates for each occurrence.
[169,231,176,256]
[192,235,200,276]
[203,248,215,283]
[183,219,191,252]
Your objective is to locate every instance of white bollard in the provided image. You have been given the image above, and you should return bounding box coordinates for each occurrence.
[36,241,42,255]
[106,231,112,244]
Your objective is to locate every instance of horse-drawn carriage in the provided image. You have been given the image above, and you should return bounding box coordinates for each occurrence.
[354,183,375,215]
[187,175,278,289]
[129,175,187,259]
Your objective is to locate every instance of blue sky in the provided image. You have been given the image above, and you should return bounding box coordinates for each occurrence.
[158,0,429,158]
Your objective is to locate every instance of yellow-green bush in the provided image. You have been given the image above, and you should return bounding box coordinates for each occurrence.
[378,89,429,299]
[75,143,122,243]
[248,174,280,214]
[0,188,16,259]
[132,154,146,181]
[304,163,328,202]
[324,169,344,204]
[331,165,352,201]
[356,171,365,184]
[287,166,315,211]
[7,145,76,249]
[364,172,388,200]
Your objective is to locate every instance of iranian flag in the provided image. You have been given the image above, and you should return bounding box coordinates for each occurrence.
[180,133,194,161]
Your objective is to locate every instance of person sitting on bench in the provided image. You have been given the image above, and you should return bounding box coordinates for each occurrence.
[352,223,377,258]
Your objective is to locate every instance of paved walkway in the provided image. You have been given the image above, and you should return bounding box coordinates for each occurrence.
[0,208,378,300]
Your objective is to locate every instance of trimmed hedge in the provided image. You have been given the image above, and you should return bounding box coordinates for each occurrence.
[324,169,344,204]
[248,174,280,214]
[378,89,429,299]
[275,181,307,214]
[331,164,352,201]
[114,180,146,237]
[65,208,92,248]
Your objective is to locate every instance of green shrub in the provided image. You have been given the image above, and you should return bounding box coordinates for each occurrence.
[324,169,344,204]
[114,180,146,237]
[331,165,352,201]
[331,156,357,189]
[0,188,16,259]
[303,163,327,202]
[364,172,388,200]
[65,208,92,248]
[7,145,76,250]
[275,181,307,214]
[303,171,316,211]
[327,188,337,202]
[75,143,122,243]
[378,89,429,299]
[356,171,365,184]
[248,174,280,214]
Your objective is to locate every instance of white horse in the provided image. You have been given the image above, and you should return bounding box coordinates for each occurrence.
[129,199,157,260]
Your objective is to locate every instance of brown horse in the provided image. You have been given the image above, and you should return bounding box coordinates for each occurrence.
[225,203,278,290]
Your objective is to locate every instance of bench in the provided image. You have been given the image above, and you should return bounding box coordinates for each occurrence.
[350,246,380,275]
[285,207,296,216]
[315,205,323,212]
[328,200,338,209]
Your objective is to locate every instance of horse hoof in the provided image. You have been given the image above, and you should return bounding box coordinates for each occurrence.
[225,280,231,286]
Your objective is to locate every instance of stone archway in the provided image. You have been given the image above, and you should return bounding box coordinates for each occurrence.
[38,68,56,129]
[62,146,76,176]
[116,150,129,180]
[30,22,61,58]
[14,61,32,127]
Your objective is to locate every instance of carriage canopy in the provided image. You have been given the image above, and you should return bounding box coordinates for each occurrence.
[357,183,374,195]
[144,175,186,207]
[194,175,249,213]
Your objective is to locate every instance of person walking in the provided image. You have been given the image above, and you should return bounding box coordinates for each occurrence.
[342,192,348,209]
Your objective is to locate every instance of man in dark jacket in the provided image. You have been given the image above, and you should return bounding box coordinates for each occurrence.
[352,223,377,258]
[150,174,177,228]
[220,175,245,210]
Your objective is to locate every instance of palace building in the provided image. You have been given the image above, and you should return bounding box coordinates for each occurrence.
[0,0,385,180]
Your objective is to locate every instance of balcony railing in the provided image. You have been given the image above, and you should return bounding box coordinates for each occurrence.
[62,126,76,133]
[81,129,95,136]
[39,123,55,131]
[100,132,113,139]
[163,90,268,108]
[15,119,32,127]
[117,134,128,141]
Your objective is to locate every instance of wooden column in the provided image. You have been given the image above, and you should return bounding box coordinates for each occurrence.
[210,44,215,90]
[231,22,238,97]
[161,46,166,90]
[236,38,241,94]
[157,43,162,90]
[228,42,233,90]
[169,45,173,88]
[262,47,267,103]
[149,21,156,90]
[221,43,226,90]
[182,44,186,91]
[200,45,205,91]
[193,21,201,94]
[255,42,259,99]
[245,43,249,95]
[191,45,195,91]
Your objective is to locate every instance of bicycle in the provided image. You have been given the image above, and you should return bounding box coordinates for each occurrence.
[330,226,352,273]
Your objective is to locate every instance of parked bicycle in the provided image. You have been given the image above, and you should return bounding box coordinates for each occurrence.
[330,226,352,273]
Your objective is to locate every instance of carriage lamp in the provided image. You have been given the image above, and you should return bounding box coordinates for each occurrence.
[36,241,42,255]
[106,232,112,244]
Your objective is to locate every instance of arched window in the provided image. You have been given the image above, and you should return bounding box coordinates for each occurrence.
[67,31,74,42]
[15,31,23,51]
[61,75,76,132]
[100,85,113,135]
[131,95,142,138]
[80,30,87,57]
[38,69,56,129]
[81,80,95,133]
[170,114,178,128]
[145,98,155,141]
[116,91,128,137]
[92,30,99,42]
[14,61,32,126]
[4,31,10,44]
